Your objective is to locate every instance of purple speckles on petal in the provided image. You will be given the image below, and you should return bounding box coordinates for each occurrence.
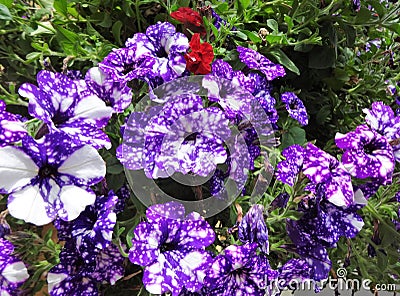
[303,143,354,207]
[238,204,269,253]
[0,238,29,294]
[18,70,113,149]
[204,243,271,296]
[281,92,308,126]
[335,124,395,184]
[129,202,215,295]
[237,46,286,81]
[276,144,305,186]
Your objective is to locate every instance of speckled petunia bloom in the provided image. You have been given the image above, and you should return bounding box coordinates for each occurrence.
[47,240,124,296]
[0,100,27,147]
[287,190,365,249]
[84,67,133,113]
[118,94,230,179]
[204,243,273,296]
[236,46,286,81]
[276,144,305,186]
[18,70,113,149]
[302,143,354,207]
[0,238,29,295]
[335,124,395,185]
[55,191,118,265]
[280,92,308,126]
[363,101,400,162]
[238,204,269,254]
[129,202,215,295]
[101,22,189,86]
[0,133,106,225]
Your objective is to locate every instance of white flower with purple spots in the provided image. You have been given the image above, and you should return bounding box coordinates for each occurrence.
[47,240,124,296]
[18,70,113,149]
[302,143,354,207]
[335,124,395,185]
[0,133,106,225]
[0,100,27,147]
[129,202,215,295]
[203,243,272,296]
[236,46,286,81]
[0,238,29,294]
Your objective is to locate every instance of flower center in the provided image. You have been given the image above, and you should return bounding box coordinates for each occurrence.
[39,165,57,178]
[160,242,176,253]
[51,112,69,125]
[363,143,375,155]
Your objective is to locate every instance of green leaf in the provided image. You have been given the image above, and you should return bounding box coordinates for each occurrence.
[266,19,279,32]
[281,126,306,149]
[37,0,54,10]
[231,30,248,40]
[268,49,300,75]
[240,0,251,9]
[0,0,12,8]
[354,7,373,24]
[0,4,12,20]
[53,0,68,16]
[112,20,123,46]
[241,30,262,43]
[284,15,294,31]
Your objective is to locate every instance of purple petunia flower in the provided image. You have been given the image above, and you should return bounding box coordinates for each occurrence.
[236,46,286,81]
[85,67,133,113]
[18,70,113,149]
[276,144,305,186]
[0,133,106,225]
[363,101,400,162]
[302,143,354,207]
[335,124,395,184]
[100,22,188,86]
[55,191,118,265]
[206,59,278,124]
[0,100,27,147]
[286,186,366,280]
[204,243,273,295]
[296,244,331,281]
[280,92,308,126]
[118,94,230,179]
[47,240,124,296]
[287,185,366,250]
[129,202,215,295]
[270,258,316,293]
[238,204,269,254]
[0,238,29,294]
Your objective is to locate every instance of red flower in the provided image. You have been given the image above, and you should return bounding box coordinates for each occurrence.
[184,34,214,75]
[170,7,206,35]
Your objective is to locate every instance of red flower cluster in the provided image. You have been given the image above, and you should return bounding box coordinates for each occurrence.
[184,33,214,75]
[170,7,206,35]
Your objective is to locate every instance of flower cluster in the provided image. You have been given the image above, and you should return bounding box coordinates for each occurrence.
[1,3,398,296]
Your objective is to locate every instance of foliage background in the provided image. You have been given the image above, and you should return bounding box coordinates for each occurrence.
[0,0,399,295]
